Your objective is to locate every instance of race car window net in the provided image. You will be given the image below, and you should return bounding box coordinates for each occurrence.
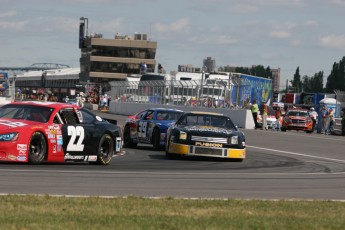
[58,109,80,125]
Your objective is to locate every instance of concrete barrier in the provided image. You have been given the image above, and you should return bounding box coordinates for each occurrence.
[108,101,255,129]
[84,103,99,111]
[0,97,12,106]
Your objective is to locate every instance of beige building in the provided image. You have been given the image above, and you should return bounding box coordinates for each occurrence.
[79,32,157,84]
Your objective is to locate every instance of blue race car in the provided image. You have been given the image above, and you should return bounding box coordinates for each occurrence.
[123,108,184,150]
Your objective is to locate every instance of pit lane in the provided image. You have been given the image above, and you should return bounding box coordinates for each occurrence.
[0,113,344,200]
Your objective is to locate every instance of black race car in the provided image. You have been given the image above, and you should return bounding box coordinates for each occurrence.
[165,111,246,161]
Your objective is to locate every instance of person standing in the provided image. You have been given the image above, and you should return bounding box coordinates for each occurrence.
[320,106,329,134]
[275,107,282,131]
[250,100,259,129]
[260,102,268,130]
[327,108,335,135]
[341,108,345,136]
[309,107,318,132]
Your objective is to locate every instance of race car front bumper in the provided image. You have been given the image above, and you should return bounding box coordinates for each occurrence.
[168,142,246,159]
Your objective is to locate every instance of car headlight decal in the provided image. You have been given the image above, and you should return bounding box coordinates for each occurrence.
[231,136,238,145]
[179,131,187,140]
[0,132,19,141]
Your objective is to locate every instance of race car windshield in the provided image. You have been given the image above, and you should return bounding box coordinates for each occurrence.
[177,114,236,129]
[287,111,308,117]
[156,111,183,120]
[0,105,53,123]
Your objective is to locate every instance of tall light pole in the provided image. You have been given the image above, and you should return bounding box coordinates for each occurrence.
[199,66,207,100]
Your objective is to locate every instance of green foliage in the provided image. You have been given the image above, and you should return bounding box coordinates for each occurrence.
[326,56,345,93]
[218,65,272,78]
[290,67,302,93]
[302,71,324,93]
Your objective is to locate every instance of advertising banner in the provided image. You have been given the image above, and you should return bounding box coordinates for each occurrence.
[231,74,272,107]
[0,72,8,80]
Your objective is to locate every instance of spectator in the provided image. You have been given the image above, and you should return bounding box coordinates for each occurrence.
[275,107,282,131]
[260,101,268,130]
[64,95,69,103]
[250,100,259,129]
[320,106,329,134]
[327,108,335,135]
[341,108,345,136]
[309,107,318,132]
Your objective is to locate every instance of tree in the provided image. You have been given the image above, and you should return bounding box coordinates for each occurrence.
[326,56,345,93]
[290,67,302,93]
[302,71,324,93]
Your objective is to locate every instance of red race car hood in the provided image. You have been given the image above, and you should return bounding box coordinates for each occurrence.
[0,118,38,131]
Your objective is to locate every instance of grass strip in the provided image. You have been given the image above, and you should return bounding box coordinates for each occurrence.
[0,195,344,230]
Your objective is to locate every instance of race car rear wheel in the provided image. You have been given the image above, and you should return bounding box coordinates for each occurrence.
[123,125,137,148]
[152,128,162,151]
[28,132,47,164]
[97,134,113,165]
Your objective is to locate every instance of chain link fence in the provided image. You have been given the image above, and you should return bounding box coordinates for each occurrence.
[109,78,251,109]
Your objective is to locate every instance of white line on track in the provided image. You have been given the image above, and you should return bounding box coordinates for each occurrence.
[247,145,345,163]
[1,168,345,176]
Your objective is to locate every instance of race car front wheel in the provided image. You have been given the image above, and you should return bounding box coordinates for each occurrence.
[152,128,162,151]
[29,132,47,164]
[97,134,113,165]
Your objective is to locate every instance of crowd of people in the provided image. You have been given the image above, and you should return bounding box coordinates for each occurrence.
[249,99,344,135]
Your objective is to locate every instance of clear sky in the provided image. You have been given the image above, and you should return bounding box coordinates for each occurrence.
[1,0,345,88]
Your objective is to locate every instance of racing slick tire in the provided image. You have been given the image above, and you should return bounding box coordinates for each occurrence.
[28,132,47,164]
[152,128,162,151]
[165,138,180,159]
[96,134,113,165]
[123,125,137,148]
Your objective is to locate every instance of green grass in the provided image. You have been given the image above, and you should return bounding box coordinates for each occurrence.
[0,195,345,230]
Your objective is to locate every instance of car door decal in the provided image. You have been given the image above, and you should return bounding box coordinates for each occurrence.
[138,121,148,138]
[67,126,85,151]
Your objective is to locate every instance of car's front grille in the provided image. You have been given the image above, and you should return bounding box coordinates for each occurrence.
[191,136,228,144]
[193,146,224,156]
[291,119,306,124]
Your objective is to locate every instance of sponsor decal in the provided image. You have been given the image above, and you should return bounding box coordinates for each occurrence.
[0,120,28,128]
[48,126,54,129]
[17,144,27,151]
[53,145,56,154]
[50,139,56,144]
[48,134,55,139]
[96,116,102,121]
[57,145,62,151]
[50,129,57,135]
[17,156,27,161]
[8,155,17,161]
[57,140,63,145]
[85,155,97,161]
[18,150,26,155]
[64,153,85,160]
[56,135,63,140]
[195,142,223,148]
[185,127,233,135]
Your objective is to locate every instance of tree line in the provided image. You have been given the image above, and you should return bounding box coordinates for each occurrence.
[219,56,345,93]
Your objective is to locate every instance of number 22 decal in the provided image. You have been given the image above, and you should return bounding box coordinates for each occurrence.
[67,126,85,151]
